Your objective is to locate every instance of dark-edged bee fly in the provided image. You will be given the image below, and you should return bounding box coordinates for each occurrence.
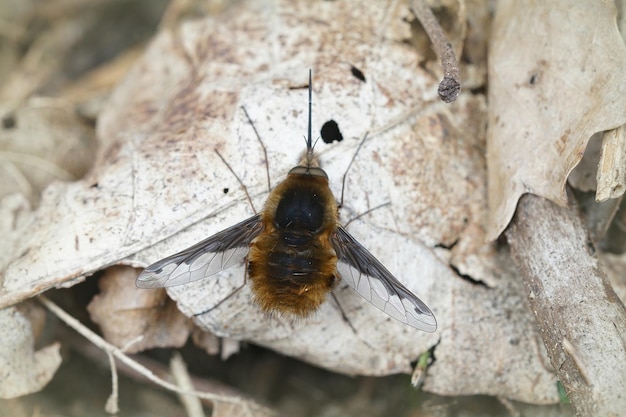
[137,71,437,332]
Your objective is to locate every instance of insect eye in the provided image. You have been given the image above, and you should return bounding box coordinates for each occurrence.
[288,166,328,179]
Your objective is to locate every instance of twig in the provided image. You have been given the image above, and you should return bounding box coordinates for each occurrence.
[171,352,206,417]
[410,0,460,102]
[57,324,242,397]
[104,351,120,414]
[596,125,626,202]
[505,193,626,416]
[38,295,255,416]
[497,396,521,417]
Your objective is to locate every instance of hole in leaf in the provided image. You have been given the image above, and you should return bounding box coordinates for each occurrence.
[320,120,343,144]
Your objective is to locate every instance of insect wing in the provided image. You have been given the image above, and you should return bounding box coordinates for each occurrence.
[331,226,437,332]
[136,214,263,288]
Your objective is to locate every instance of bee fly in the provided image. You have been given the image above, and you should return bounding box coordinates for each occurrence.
[137,71,437,332]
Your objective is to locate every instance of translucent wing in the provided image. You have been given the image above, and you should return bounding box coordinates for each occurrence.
[136,214,263,288]
[331,226,437,332]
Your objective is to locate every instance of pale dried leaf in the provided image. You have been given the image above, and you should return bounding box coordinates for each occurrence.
[487,0,626,239]
[0,306,62,399]
[0,98,96,205]
[0,0,557,403]
[568,134,602,193]
[192,328,221,356]
[87,266,191,353]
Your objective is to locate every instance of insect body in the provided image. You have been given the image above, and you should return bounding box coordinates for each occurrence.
[249,161,339,317]
[137,73,437,332]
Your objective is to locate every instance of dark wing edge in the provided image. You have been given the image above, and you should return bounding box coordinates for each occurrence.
[331,226,437,332]
[136,214,263,288]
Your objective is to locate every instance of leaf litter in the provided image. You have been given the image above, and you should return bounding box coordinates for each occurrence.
[2,0,621,415]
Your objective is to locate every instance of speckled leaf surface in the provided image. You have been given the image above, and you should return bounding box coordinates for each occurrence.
[0,0,562,402]
[486,0,626,239]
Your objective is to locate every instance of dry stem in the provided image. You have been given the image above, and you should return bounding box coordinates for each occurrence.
[38,295,260,417]
[506,193,626,416]
[410,0,461,102]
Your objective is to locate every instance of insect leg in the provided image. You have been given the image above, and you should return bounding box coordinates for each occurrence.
[330,289,378,349]
[214,105,273,213]
[241,106,271,192]
[339,131,369,209]
[214,149,257,214]
[343,201,391,229]
[330,291,358,334]
[337,132,393,228]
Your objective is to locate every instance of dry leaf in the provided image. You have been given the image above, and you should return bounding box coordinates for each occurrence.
[87,266,191,353]
[487,0,626,239]
[568,135,602,193]
[0,0,559,403]
[192,329,222,356]
[0,98,96,206]
[0,305,61,399]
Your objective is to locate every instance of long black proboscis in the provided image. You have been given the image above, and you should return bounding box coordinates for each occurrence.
[307,69,312,152]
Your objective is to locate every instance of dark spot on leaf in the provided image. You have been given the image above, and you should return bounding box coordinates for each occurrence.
[320,120,343,144]
[350,65,366,82]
